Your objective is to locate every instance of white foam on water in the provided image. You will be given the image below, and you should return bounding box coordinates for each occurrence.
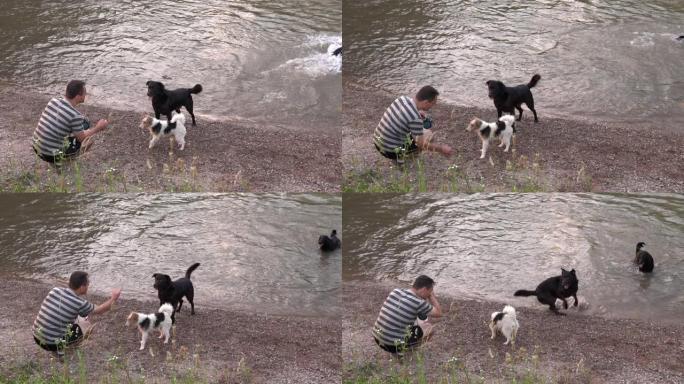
[274,34,342,77]
[629,31,655,47]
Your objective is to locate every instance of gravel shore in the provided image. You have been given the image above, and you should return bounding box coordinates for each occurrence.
[342,79,684,192]
[343,281,684,383]
[0,278,340,383]
[0,87,340,192]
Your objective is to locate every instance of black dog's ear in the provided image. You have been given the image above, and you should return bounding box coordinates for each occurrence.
[152,273,158,278]
[486,80,492,86]
[146,81,151,86]
[561,267,568,273]
[571,269,576,275]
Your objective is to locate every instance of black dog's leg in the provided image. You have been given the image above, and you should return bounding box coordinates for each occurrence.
[177,298,184,312]
[186,98,196,126]
[562,299,569,310]
[155,111,161,119]
[497,108,502,118]
[527,98,538,122]
[573,295,579,307]
[187,287,195,315]
[516,106,524,121]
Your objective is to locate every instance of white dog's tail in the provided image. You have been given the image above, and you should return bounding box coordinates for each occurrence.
[170,112,186,125]
[159,303,175,316]
[502,305,517,320]
[499,114,515,125]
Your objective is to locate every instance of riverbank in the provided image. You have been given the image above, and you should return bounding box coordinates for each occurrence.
[0,87,340,192]
[343,281,684,383]
[0,278,340,383]
[342,80,684,192]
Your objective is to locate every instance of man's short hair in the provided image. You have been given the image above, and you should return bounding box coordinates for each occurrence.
[415,86,439,102]
[412,275,435,290]
[66,80,86,99]
[69,271,89,290]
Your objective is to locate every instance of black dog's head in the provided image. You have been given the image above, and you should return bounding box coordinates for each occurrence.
[486,80,507,100]
[152,273,173,291]
[318,235,328,246]
[146,81,166,97]
[560,268,578,292]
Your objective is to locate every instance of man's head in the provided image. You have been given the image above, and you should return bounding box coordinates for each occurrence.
[412,275,435,299]
[69,271,90,294]
[65,80,87,104]
[415,86,439,111]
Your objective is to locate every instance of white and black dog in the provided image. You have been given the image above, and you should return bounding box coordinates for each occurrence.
[489,305,519,345]
[466,114,516,159]
[139,111,187,150]
[126,303,174,350]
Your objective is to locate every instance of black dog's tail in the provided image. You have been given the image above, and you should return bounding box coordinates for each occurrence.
[527,74,541,88]
[185,263,200,279]
[514,289,536,297]
[191,84,203,94]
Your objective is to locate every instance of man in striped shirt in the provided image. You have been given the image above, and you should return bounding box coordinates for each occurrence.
[373,275,443,353]
[373,86,453,163]
[33,271,121,355]
[32,80,109,164]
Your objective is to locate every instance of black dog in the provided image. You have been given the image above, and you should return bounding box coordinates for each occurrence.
[486,74,541,122]
[319,230,341,251]
[514,268,578,315]
[152,263,200,322]
[332,46,342,56]
[146,81,202,126]
[634,242,654,273]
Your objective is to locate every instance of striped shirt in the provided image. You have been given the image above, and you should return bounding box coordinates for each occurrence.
[373,96,424,153]
[373,288,433,347]
[32,287,95,345]
[32,97,88,156]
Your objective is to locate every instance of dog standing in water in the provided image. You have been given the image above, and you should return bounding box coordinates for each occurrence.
[514,268,579,315]
[634,242,654,273]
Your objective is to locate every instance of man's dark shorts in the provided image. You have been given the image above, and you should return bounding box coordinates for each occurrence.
[374,325,424,354]
[34,323,84,352]
[34,137,82,164]
[375,139,419,161]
